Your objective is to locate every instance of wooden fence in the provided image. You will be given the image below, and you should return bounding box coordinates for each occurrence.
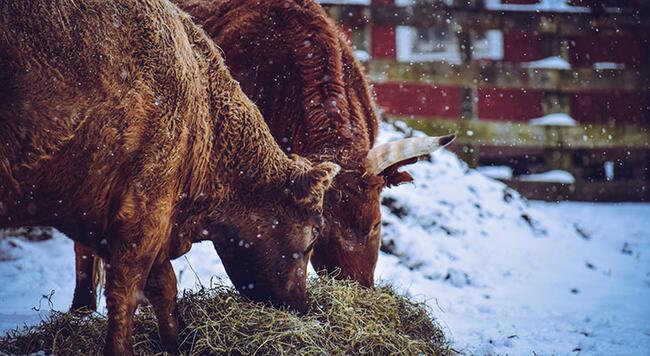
[322,0,650,201]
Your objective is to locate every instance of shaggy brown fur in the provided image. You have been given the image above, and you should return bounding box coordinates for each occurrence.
[0,1,340,354]
[172,0,417,286]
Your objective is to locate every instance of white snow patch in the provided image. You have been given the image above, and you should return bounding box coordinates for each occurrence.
[476,165,513,180]
[524,56,572,70]
[395,0,453,6]
[0,236,230,334]
[474,30,504,61]
[485,0,590,13]
[518,169,576,184]
[353,50,370,62]
[395,26,461,64]
[594,62,626,70]
[530,112,577,126]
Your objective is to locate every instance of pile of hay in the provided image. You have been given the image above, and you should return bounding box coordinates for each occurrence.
[0,277,452,355]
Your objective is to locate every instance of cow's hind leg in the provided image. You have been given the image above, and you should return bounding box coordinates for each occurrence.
[145,259,182,353]
[71,242,99,313]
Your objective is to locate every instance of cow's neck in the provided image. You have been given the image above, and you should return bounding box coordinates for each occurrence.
[177,19,295,205]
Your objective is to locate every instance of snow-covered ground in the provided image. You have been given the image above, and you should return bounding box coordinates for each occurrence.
[1,122,648,355]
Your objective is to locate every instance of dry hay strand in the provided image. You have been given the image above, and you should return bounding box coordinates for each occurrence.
[0,276,452,355]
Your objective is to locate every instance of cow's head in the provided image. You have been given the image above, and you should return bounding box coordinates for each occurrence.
[209,157,340,313]
[311,135,455,287]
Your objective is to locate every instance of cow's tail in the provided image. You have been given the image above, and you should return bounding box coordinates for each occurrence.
[93,256,105,299]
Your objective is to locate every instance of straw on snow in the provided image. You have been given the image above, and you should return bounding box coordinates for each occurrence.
[0,277,451,355]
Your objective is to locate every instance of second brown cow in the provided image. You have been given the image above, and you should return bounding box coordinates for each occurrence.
[175,0,455,284]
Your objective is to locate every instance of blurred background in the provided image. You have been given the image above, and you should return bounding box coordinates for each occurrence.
[319,0,649,201]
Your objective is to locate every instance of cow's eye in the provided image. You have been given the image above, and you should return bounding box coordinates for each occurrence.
[370,221,381,234]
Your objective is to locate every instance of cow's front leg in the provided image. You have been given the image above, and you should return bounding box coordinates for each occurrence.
[145,259,182,354]
[71,242,99,313]
[104,252,153,356]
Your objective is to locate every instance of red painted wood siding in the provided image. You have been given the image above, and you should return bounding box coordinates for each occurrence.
[373,83,460,118]
[569,34,647,66]
[503,30,543,62]
[477,88,544,121]
[371,25,396,59]
[571,91,647,124]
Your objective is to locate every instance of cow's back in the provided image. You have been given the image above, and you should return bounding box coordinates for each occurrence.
[175,0,378,159]
[0,0,214,231]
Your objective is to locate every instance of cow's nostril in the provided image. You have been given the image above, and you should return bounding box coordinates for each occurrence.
[360,276,374,288]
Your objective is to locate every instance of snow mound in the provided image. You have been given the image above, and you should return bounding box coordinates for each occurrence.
[475,165,513,180]
[593,62,625,70]
[519,169,576,184]
[524,56,572,70]
[374,121,650,355]
[377,121,552,286]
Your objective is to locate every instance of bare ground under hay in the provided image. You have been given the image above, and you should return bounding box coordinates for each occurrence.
[0,277,452,355]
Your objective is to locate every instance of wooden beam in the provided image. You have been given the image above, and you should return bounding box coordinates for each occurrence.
[500,180,650,202]
[365,59,648,92]
[322,4,650,36]
[392,115,650,148]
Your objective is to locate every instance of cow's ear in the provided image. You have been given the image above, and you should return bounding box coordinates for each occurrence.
[379,157,417,187]
[289,161,340,212]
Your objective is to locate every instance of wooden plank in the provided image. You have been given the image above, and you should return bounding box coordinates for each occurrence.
[365,60,648,92]
[476,87,544,121]
[392,115,650,148]
[373,83,461,117]
[322,4,650,36]
[370,25,396,58]
[500,180,650,202]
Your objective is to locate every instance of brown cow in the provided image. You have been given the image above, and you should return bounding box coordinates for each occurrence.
[0,0,340,354]
[70,0,455,312]
[173,0,455,284]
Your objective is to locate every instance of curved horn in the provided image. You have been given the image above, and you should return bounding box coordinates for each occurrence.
[365,134,456,175]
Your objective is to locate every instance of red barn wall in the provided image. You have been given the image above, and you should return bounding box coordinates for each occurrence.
[477,88,544,121]
[361,1,649,125]
[571,91,647,124]
[373,83,460,118]
[503,30,543,62]
[569,34,647,66]
[371,25,396,59]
